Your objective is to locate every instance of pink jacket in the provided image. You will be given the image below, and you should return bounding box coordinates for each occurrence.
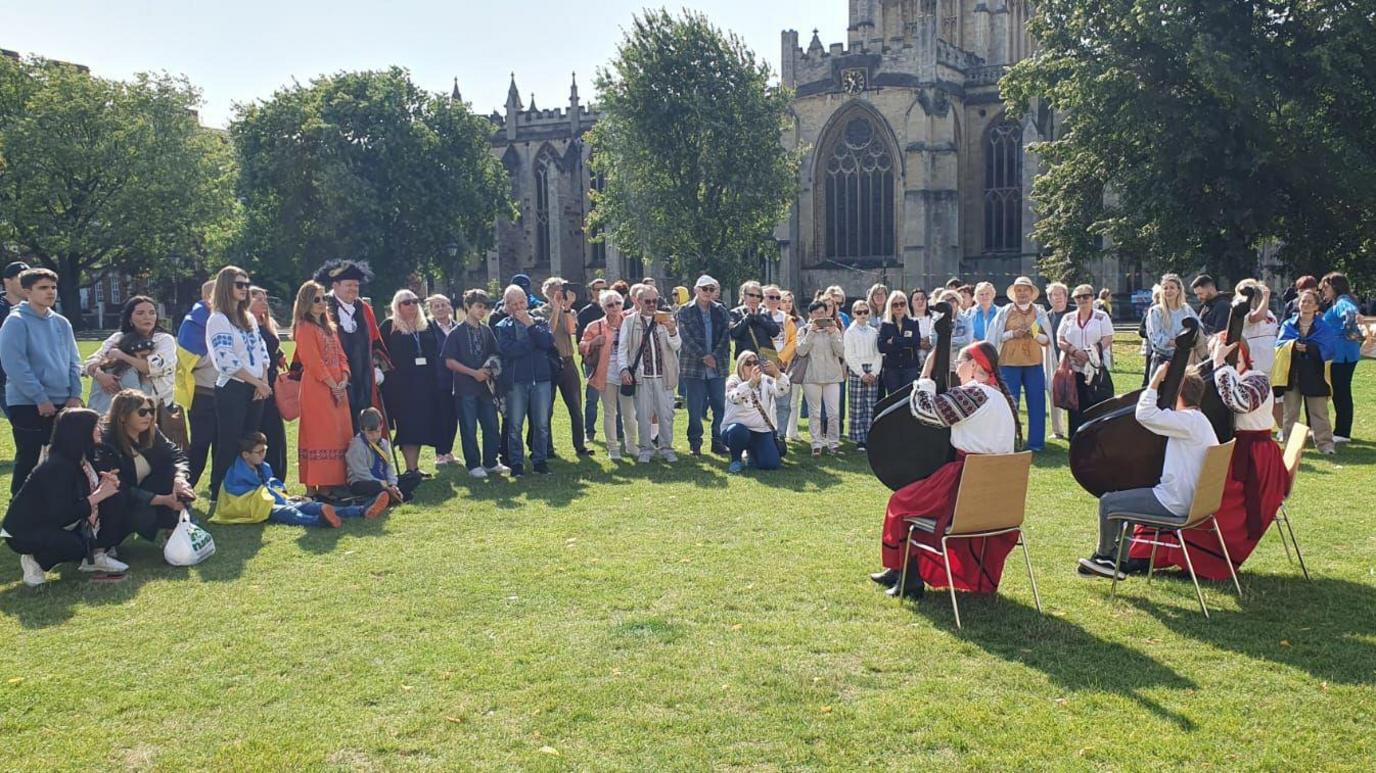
[579,316,620,389]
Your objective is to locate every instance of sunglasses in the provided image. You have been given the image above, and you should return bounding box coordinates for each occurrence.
[136,407,155,417]
[765,294,781,300]
[744,359,759,367]
[312,296,325,303]
[745,292,763,299]
[892,300,908,306]
[234,281,252,289]
[1074,294,1093,300]
[399,299,419,306]
[855,310,870,316]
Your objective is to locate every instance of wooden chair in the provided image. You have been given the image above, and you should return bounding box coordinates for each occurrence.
[1107,440,1237,618]
[898,451,1041,629]
[1273,423,1311,580]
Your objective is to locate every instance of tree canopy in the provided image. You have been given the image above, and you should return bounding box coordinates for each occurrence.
[588,9,801,291]
[230,67,512,301]
[0,56,237,324]
[1003,0,1376,289]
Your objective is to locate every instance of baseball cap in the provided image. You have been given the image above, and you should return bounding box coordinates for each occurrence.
[3,261,30,279]
[694,274,718,289]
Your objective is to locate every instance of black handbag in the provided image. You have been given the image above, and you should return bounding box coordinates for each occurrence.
[620,320,654,397]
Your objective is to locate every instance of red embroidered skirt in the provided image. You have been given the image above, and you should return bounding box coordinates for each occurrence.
[1130,430,1290,580]
[881,452,1019,592]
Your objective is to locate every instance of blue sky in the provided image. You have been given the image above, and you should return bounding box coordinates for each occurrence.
[5,1,847,127]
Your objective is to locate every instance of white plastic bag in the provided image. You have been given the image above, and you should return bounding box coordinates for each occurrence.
[164,511,215,566]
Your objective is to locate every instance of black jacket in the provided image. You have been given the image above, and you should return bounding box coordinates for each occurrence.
[729,305,781,359]
[2,454,95,537]
[95,428,189,539]
[1198,292,1234,335]
[878,318,924,371]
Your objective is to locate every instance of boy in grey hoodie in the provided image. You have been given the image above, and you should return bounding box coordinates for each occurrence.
[0,269,83,494]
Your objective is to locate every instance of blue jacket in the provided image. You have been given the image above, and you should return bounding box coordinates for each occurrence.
[176,300,211,357]
[1278,314,1340,362]
[495,316,555,386]
[1323,295,1362,364]
[0,302,82,407]
[223,457,289,505]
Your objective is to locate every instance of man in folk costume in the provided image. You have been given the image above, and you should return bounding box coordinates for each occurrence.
[314,260,392,431]
[1126,335,1290,579]
[871,341,1021,599]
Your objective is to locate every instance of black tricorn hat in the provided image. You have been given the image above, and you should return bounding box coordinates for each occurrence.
[313,259,374,285]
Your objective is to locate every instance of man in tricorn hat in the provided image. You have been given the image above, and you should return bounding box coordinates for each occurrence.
[314,260,392,431]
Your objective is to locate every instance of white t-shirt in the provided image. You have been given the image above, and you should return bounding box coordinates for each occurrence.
[1135,388,1219,515]
[1241,313,1278,377]
[1057,309,1115,374]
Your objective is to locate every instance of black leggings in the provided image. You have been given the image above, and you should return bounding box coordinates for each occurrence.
[7,405,55,496]
[209,380,265,501]
[186,390,217,486]
[1330,360,1357,438]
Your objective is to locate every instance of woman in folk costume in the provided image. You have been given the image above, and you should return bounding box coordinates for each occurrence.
[290,280,355,495]
[1128,335,1291,579]
[871,341,1021,599]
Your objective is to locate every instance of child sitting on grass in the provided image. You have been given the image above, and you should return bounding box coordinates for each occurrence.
[346,408,413,504]
[212,433,388,527]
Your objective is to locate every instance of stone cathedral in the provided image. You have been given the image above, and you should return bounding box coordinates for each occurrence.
[471,1,1125,302]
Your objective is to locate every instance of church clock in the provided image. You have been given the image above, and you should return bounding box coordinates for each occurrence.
[841,68,867,94]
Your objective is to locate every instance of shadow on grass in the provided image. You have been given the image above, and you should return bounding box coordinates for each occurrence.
[912,597,1199,729]
[1125,574,1376,686]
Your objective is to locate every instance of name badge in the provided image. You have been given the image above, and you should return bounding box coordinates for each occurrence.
[415,357,428,366]
[903,330,913,338]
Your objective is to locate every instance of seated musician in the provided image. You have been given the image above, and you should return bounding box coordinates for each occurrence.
[1078,366,1218,579]
[871,341,1020,599]
[1125,335,1289,577]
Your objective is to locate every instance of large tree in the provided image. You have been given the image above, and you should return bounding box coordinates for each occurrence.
[1002,0,1376,288]
[588,9,801,290]
[231,67,512,300]
[0,56,237,325]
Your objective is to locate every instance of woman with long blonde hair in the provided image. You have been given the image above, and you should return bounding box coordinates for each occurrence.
[1144,272,1200,375]
[291,280,355,494]
[380,288,444,475]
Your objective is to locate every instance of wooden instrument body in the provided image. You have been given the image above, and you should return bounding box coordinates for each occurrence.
[1069,289,1255,497]
[867,302,956,491]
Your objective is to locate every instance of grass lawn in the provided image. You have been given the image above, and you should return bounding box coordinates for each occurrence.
[2,337,1374,769]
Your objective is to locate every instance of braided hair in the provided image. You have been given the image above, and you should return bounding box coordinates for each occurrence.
[963,341,1024,451]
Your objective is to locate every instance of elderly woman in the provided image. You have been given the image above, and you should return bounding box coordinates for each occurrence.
[83,295,177,415]
[426,294,460,466]
[250,286,288,479]
[1277,289,1339,454]
[844,299,882,450]
[986,277,1052,451]
[580,289,638,460]
[1144,272,1201,374]
[95,390,196,549]
[1043,282,1072,438]
[721,351,790,472]
[1057,284,1116,436]
[291,280,355,495]
[381,289,444,476]
[965,281,1000,343]
[4,408,125,586]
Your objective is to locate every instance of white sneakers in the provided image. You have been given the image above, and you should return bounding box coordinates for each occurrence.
[20,554,45,587]
[608,448,622,461]
[637,451,653,464]
[469,467,488,479]
[80,550,129,574]
[660,450,678,463]
[486,463,511,475]
[1334,436,1351,444]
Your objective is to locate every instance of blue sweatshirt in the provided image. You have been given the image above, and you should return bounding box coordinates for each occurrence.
[0,302,82,407]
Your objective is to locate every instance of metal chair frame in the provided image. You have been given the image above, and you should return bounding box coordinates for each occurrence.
[900,525,1042,629]
[1272,423,1312,580]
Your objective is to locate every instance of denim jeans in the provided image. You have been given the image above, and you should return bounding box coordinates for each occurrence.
[506,381,553,468]
[269,501,365,527]
[1001,364,1046,450]
[722,422,781,469]
[683,376,726,450]
[584,380,600,441]
[457,393,501,470]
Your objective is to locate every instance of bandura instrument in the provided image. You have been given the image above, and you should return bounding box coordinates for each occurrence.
[867,301,956,491]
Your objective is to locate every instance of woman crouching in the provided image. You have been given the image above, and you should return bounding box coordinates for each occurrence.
[870,341,1020,599]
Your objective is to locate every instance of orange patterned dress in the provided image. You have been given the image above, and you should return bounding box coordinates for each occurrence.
[294,322,354,486]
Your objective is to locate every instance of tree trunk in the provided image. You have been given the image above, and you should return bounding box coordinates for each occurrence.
[57,256,87,331]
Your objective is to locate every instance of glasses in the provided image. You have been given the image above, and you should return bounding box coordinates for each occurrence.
[399,299,419,306]
[892,300,908,307]
[135,407,154,417]
[312,296,324,303]
[855,310,870,316]
[1074,294,1093,300]
[234,281,252,289]
[604,301,622,309]
[699,286,717,293]
[765,294,781,300]
[744,359,759,367]
[745,292,763,299]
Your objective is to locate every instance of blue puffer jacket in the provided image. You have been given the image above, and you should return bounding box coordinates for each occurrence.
[495,316,555,387]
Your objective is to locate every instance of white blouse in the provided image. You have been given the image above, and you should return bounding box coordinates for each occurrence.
[205,312,269,386]
[1057,309,1116,374]
[1214,364,1275,432]
[909,379,1015,455]
[722,373,791,433]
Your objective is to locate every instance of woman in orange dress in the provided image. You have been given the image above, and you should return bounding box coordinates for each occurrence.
[291,280,354,494]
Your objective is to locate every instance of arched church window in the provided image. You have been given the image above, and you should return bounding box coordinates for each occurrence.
[984,120,1023,254]
[534,161,552,264]
[822,114,896,261]
[588,169,607,267]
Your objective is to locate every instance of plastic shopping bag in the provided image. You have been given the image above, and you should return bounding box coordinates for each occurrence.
[164,511,216,566]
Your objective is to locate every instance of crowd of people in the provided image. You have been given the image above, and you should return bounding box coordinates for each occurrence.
[0,256,1367,592]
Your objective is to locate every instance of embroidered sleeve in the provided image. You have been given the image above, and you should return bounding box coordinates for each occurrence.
[1215,365,1269,414]
[910,381,989,428]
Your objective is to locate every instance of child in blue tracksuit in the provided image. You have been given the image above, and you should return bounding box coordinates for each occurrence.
[211,433,388,527]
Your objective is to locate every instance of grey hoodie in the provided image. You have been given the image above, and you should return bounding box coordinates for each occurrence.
[0,302,82,407]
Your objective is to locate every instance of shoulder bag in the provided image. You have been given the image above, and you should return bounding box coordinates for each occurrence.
[620,319,655,397]
[748,382,788,458]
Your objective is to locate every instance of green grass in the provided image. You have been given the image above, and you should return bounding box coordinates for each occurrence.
[2,338,1374,769]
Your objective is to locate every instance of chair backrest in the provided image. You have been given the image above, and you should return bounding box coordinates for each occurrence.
[948,452,1034,535]
[1183,440,1236,528]
[1283,423,1308,484]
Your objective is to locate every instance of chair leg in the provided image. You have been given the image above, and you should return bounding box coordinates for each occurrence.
[1147,528,1160,585]
[898,523,914,603]
[1273,507,1295,565]
[1210,517,1243,598]
[1019,530,1042,615]
[942,536,961,629]
[1176,528,1210,619]
[1280,504,1311,581]
[1110,521,1130,602]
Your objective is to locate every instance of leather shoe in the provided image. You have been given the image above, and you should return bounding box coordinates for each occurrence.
[869,568,900,587]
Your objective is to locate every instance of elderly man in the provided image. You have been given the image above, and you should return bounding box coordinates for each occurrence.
[676,274,731,455]
[314,260,390,431]
[619,284,682,463]
[494,284,556,476]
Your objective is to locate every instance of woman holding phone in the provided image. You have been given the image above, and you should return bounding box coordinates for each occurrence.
[721,351,790,472]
